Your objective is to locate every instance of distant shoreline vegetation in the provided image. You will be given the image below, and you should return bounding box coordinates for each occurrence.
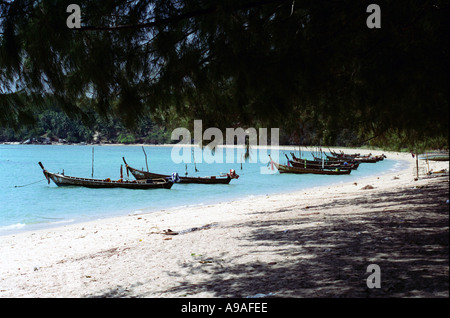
[0,109,172,145]
[1,109,448,152]
[0,107,367,147]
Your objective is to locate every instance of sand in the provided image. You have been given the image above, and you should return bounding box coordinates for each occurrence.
[0,148,448,298]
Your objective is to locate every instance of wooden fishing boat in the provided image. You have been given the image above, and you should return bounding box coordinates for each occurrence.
[327,150,386,162]
[325,153,382,163]
[311,154,359,165]
[418,152,449,161]
[288,158,355,170]
[269,156,351,175]
[330,150,360,158]
[122,157,238,184]
[354,154,386,162]
[38,162,173,189]
[290,153,359,170]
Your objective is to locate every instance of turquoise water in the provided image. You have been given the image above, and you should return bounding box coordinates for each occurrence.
[0,144,407,236]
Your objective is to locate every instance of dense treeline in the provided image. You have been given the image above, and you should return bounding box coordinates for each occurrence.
[0,108,172,144]
[0,103,366,146]
[0,107,392,148]
[1,109,446,150]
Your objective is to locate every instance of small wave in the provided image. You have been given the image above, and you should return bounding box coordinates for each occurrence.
[0,219,76,236]
[47,219,75,226]
[128,210,144,216]
[0,223,26,231]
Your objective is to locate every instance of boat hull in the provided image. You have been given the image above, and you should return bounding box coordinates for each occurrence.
[290,154,358,170]
[326,154,379,163]
[290,160,354,170]
[47,173,173,189]
[418,153,449,161]
[129,169,232,184]
[122,158,234,184]
[273,162,351,175]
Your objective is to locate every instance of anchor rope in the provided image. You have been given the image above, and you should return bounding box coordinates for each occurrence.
[14,178,46,188]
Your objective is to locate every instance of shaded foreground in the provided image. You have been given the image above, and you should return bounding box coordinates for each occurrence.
[153,177,449,298]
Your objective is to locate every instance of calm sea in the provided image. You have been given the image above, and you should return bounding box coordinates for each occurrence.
[0,144,407,236]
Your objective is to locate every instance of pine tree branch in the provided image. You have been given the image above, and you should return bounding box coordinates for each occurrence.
[79,0,288,31]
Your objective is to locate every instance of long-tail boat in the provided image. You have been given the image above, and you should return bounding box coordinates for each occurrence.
[328,150,386,162]
[418,152,449,161]
[269,156,351,175]
[122,157,239,184]
[329,149,361,158]
[311,154,360,165]
[327,153,377,163]
[326,153,383,163]
[290,153,359,170]
[38,162,173,189]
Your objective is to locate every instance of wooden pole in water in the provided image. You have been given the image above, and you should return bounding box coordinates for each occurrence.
[416,153,419,179]
[142,146,149,172]
[91,147,94,177]
[192,148,198,172]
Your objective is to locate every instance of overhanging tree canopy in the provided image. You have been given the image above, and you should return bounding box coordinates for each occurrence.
[0,0,448,149]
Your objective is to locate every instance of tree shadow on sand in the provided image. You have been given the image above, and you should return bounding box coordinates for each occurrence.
[89,178,449,298]
[162,178,448,298]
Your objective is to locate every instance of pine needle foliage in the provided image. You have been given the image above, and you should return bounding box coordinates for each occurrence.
[1,0,448,150]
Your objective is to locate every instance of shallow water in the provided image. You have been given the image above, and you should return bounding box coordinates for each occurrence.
[0,144,406,235]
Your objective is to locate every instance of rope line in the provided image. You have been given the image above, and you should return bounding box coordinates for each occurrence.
[14,178,46,188]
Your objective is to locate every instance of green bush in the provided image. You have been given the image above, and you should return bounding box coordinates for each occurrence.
[117,133,136,144]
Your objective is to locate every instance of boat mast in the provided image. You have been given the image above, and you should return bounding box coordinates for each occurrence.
[91,147,94,177]
[142,146,149,172]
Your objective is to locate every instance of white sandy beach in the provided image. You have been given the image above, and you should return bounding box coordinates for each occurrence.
[0,148,448,298]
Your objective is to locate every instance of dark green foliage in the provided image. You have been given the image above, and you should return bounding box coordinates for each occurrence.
[0,0,448,150]
[0,107,172,144]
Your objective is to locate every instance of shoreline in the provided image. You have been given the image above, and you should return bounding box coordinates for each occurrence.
[0,148,448,297]
[0,146,406,237]
[2,141,444,153]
